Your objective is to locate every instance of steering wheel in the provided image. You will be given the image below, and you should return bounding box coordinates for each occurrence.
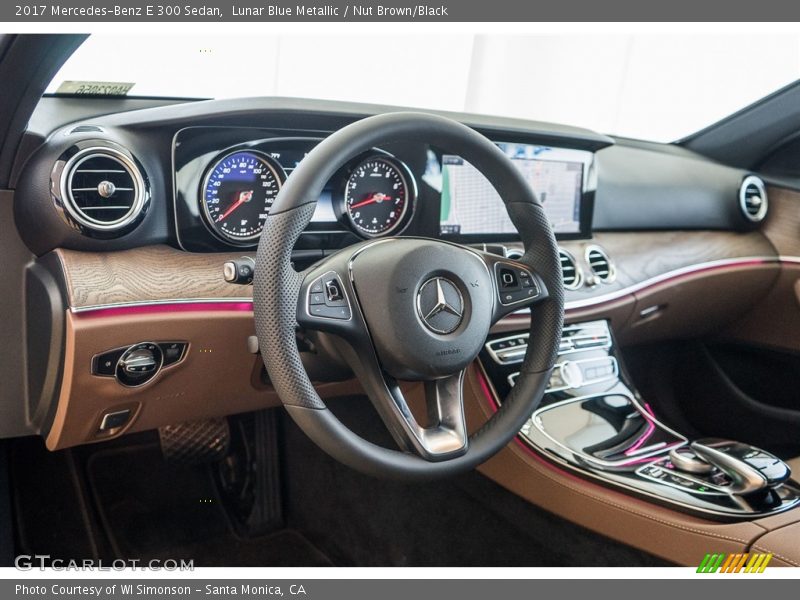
[253,112,564,480]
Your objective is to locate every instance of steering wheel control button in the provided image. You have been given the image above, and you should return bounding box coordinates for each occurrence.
[307,272,351,320]
[520,273,535,288]
[416,277,464,335]
[116,342,164,387]
[311,304,352,319]
[499,268,518,288]
[325,279,344,302]
[159,342,188,367]
[494,262,540,305]
[98,409,132,432]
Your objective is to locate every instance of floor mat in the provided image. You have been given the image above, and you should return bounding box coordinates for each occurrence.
[86,441,332,567]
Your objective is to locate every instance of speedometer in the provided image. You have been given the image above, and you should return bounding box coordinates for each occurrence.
[201,150,284,244]
[344,156,415,237]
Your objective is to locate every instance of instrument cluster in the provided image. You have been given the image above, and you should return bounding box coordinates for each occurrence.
[174,131,420,251]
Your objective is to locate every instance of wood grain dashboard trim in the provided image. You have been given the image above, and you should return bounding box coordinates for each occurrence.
[66,255,785,316]
[54,245,253,310]
[54,229,780,314]
[563,256,780,310]
[762,186,800,257]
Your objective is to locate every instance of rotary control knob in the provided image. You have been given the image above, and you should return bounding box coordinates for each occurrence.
[116,342,163,387]
[559,360,584,389]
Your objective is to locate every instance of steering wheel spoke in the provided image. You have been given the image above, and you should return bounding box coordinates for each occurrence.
[341,341,469,461]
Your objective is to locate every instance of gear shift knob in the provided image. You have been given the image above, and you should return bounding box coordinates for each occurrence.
[690,439,791,496]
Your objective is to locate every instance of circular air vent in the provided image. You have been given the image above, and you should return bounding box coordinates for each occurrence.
[739,175,768,223]
[59,147,147,233]
[585,245,615,284]
[559,249,583,290]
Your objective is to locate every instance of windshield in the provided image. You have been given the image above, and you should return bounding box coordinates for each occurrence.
[46,33,800,143]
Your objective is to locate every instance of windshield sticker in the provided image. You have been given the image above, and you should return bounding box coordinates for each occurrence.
[54,81,135,96]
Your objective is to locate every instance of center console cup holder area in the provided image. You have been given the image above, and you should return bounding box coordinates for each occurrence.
[480,319,800,519]
[532,393,684,468]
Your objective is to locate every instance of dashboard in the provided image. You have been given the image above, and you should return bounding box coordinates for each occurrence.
[5,95,782,451]
[14,96,760,262]
[172,127,595,253]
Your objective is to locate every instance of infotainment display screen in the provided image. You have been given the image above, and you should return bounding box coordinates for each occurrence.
[438,143,591,238]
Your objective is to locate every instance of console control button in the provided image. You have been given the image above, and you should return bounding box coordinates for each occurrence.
[573,336,610,349]
[691,439,776,494]
[546,369,567,391]
[159,342,188,367]
[92,347,127,377]
[487,334,529,364]
[637,461,726,496]
[558,339,574,353]
[669,447,714,474]
[222,257,256,285]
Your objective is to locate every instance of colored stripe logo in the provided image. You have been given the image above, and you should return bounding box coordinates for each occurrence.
[697,552,772,573]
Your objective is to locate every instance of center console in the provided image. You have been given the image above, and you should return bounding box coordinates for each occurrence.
[480,320,800,519]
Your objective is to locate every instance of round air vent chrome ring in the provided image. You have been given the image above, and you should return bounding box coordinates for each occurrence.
[56,145,148,234]
[585,245,616,284]
[739,175,768,223]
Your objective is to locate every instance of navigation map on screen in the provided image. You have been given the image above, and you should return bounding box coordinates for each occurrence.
[439,143,586,236]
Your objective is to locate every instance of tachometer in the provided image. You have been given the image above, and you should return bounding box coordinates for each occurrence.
[344,156,414,237]
[201,150,284,244]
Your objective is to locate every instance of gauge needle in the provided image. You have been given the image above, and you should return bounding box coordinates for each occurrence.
[349,193,392,210]
[217,190,254,222]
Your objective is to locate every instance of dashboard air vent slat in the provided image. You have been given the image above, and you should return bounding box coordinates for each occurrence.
[739,176,768,223]
[60,147,147,234]
[558,249,583,290]
[586,246,615,284]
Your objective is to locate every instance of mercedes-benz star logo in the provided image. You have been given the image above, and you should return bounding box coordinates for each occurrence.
[416,277,464,334]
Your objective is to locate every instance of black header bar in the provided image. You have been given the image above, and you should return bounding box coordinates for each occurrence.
[4,0,800,22]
